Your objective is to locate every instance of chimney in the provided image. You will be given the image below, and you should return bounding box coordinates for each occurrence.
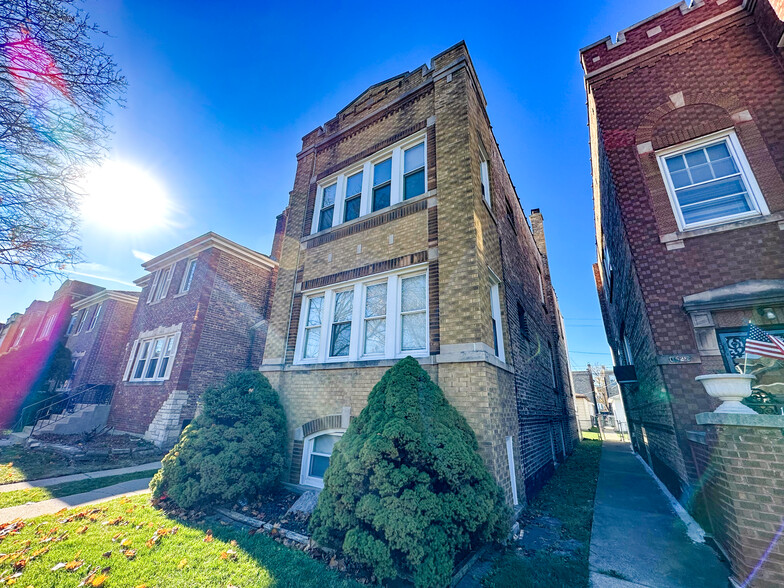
[270,208,288,261]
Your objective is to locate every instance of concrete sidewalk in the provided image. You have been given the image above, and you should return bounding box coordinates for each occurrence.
[589,441,728,588]
[0,477,152,524]
[0,461,161,493]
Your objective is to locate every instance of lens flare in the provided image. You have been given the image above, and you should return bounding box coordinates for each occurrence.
[79,160,175,234]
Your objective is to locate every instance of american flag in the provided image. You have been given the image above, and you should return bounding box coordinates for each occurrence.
[745,324,784,361]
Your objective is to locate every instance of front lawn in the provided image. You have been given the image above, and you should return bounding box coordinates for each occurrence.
[0,444,161,485]
[0,494,360,587]
[483,439,603,588]
[0,469,159,509]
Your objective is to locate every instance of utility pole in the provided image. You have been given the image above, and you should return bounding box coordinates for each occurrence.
[587,363,604,441]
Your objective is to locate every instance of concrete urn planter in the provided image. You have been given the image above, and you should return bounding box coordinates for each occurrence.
[695,374,757,414]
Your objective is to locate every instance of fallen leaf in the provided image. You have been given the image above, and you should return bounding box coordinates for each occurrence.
[51,562,66,571]
[91,573,108,586]
[177,558,187,569]
[123,549,136,560]
[102,551,112,558]
[76,526,88,535]
[65,559,85,571]
[120,538,132,547]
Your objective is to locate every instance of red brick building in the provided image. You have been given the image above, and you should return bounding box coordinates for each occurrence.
[582,0,784,513]
[108,232,279,447]
[0,280,103,428]
[261,42,578,506]
[64,290,140,392]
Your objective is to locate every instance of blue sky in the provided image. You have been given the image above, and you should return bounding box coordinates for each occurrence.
[0,0,672,369]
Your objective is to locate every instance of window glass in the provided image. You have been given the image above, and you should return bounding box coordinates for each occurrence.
[182,259,197,293]
[373,159,392,211]
[330,291,353,357]
[88,304,102,331]
[403,143,425,200]
[364,283,387,355]
[401,275,426,351]
[157,336,176,378]
[319,184,336,231]
[309,434,341,479]
[663,139,754,226]
[303,295,323,359]
[134,341,150,379]
[145,338,163,378]
[344,171,363,222]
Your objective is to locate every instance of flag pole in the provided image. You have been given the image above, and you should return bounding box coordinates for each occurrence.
[743,321,750,375]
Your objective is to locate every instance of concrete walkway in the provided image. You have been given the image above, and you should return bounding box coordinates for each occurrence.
[0,461,161,493]
[589,441,729,588]
[0,477,152,524]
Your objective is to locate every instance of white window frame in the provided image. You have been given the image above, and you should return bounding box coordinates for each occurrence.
[38,314,56,340]
[479,140,491,208]
[74,309,88,334]
[12,327,25,348]
[489,271,505,363]
[538,268,546,305]
[66,313,78,335]
[147,265,174,304]
[505,436,518,506]
[179,258,198,294]
[656,129,768,231]
[295,266,429,365]
[300,429,345,488]
[86,303,102,332]
[127,332,181,382]
[310,132,427,235]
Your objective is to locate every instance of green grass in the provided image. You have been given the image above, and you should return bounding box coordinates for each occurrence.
[581,430,602,440]
[483,439,603,588]
[0,470,159,509]
[0,446,160,485]
[0,494,360,587]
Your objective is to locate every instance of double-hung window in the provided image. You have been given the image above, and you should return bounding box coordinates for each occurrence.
[38,314,56,340]
[179,258,197,294]
[75,310,88,334]
[403,143,425,200]
[87,303,102,332]
[129,333,179,382]
[400,274,427,352]
[318,184,336,232]
[303,295,324,360]
[329,290,353,358]
[657,130,767,230]
[344,172,363,222]
[479,141,491,207]
[489,273,505,362]
[148,266,173,303]
[66,313,78,335]
[311,134,427,234]
[372,159,392,212]
[297,268,428,363]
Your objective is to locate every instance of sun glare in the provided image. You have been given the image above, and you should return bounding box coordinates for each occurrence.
[79,160,174,233]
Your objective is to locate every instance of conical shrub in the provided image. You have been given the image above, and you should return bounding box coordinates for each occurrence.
[150,370,287,509]
[310,357,510,588]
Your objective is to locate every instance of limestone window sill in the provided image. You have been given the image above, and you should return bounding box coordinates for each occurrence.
[660,210,784,250]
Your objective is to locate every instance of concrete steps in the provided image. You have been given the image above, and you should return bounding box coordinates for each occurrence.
[32,404,110,436]
[4,426,33,446]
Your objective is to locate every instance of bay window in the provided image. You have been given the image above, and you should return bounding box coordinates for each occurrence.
[296,268,428,364]
[310,134,427,234]
[127,332,180,382]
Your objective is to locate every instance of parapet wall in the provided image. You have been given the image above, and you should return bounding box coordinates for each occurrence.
[580,0,746,76]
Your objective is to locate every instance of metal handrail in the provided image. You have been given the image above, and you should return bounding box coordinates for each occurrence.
[29,384,114,436]
[11,391,76,433]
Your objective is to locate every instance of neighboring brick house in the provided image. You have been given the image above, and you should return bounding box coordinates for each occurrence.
[64,290,140,393]
[0,281,103,428]
[261,42,578,507]
[108,232,279,447]
[581,0,784,512]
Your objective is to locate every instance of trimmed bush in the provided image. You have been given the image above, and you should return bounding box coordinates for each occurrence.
[150,371,287,509]
[310,357,510,588]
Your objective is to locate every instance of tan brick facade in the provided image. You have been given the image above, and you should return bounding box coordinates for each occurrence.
[263,42,578,506]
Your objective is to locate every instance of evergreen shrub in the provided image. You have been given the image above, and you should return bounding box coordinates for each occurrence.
[150,371,287,509]
[310,357,510,588]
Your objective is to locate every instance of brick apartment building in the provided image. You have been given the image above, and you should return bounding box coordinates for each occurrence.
[0,280,103,428]
[581,0,784,513]
[64,289,140,392]
[107,232,279,447]
[261,42,578,507]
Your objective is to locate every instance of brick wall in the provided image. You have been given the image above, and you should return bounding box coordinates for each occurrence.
[583,0,784,502]
[697,414,784,587]
[67,297,138,389]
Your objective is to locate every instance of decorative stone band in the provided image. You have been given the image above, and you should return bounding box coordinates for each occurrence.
[696,412,784,427]
[300,251,428,291]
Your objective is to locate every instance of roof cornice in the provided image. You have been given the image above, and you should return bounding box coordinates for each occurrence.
[72,290,140,311]
[134,232,277,285]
